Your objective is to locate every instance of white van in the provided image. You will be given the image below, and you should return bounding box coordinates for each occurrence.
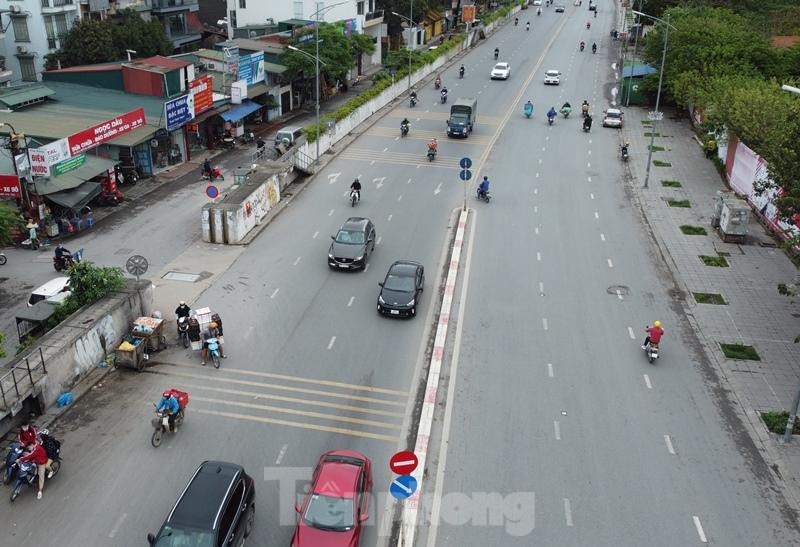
[28,277,70,307]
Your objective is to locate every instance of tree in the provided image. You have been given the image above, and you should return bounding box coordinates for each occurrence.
[55,18,115,68]
[0,330,6,359]
[378,0,441,43]
[0,202,23,246]
[110,9,173,59]
[283,22,375,89]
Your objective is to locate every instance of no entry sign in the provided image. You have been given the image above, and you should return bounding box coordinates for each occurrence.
[389,450,418,475]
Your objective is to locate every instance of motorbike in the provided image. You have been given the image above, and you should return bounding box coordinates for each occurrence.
[560,107,571,118]
[427,147,437,162]
[202,165,224,181]
[476,189,491,203]
[621,145,629,162]
[239,130,255,145]
[17,238,39,251]
[410,96,418,108]
[151,407,185,447]
[537,8,542,15]
[644,341,660,364]
[592,45,597,54]
[3,442,24,485]
[53,249,82,272]
[583,118,592,132]
[524,104,534,118]
[177,317,190,349]
[0,252,6,265]
[494,50,499,60]
[526,23,530,30]
[434,79,441,90]
[207,337,222,368]
[582,105,590,118]
[515,18,518,26]
[547,114,555,126]
[401,123,410,137]
[580,43,585,51]
[440,91,448,104]
[10,433,61,502]
[350,189,360,207]
[459,68,465,79]
[586,22,591,29]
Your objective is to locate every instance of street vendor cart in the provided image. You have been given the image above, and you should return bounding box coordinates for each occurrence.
[115,316,167,371]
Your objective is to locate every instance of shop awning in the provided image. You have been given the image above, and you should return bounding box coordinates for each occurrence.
[220,100,263,122]
[45,181,102,211]
[33,156,117,195]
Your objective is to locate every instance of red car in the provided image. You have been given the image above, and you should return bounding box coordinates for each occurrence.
[292,449,373,546]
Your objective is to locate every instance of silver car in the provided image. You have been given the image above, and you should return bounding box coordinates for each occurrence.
[602,108,624,128]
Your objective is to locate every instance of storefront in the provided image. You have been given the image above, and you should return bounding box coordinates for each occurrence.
[219,100,264,138]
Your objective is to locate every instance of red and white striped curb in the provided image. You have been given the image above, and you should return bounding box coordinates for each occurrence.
[398,209,469,547]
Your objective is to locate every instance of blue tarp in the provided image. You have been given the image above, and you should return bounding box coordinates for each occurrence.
[622,65,658,78]
[219,100,262,122]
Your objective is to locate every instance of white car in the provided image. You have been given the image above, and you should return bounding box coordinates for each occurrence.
[544,70,561,85]
[533,0,542,5]
[603,108,624,127]
[490,62,511,80]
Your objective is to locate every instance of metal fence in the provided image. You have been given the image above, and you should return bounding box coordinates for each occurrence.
[0,348,47,414]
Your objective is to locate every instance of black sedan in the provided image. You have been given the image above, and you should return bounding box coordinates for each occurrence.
[377,260,424,317]
[328,217,376,270]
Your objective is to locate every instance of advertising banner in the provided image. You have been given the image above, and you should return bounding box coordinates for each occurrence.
[225,46,240,76]
[67,108,146,156]
[462,5,476,23]
[52,154,87,177]
[29,138,71,177]
[189,75,213,114]
[231,79,247,105]
[238,52,265,85]
[165,94,196,131]
[0,174,21,198]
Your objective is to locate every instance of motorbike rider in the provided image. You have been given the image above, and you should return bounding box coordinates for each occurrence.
[515,17,519,25]
[401,117,411,134]
[526,21,531,30]
[583,114,593,130]
[580,40,585,51]
[350,177,362,202]
[427,138,438,157]
[524,100,534,114]
[202,158,212,178]
[434,74,442,88]
[54,243,72,266]
[175,301,191,321]
[459,65,465,78]
[18,441,53,500]
[409,89,418,106]
[494,47,499,59]
[586,21,591,29]
[592,42,597,53]
[440,86,448,100]
[201,321,225,365]
[642,321,664,350]
[621,139,630,156]
[581,100,590,116]
[561,102,572,116]
[477,176,490,198]
[17,422,38,447]
[155,391,181,432]
[547,106,557,121]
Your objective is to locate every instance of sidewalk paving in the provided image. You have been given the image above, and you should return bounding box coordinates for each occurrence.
[622,107,800,510]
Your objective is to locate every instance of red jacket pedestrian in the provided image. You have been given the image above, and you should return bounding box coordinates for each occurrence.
[20,443,49,465]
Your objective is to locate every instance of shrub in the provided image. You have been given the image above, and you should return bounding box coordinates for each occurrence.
[653,160,673,167]
[693,292,726,304]
[720,343,760,360]
[668,199,691,208]
[661,180,682,187]
[761,411,800,435]
[700,255,729,267]
[680,225,707,235]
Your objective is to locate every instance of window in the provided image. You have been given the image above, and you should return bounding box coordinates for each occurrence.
[45,15,56,49]
[55,13,69,39]
[229,9,237,29]
[238,0,246,8]
[19,57,36,82]
[12,17,30,42]
[44,14,69,49]
[215,482,245,547]
[357,1,364,15]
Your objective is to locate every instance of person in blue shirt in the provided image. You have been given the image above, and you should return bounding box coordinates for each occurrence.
[547,106,557,121]
[478,176,490,198]
[156,391,180,431]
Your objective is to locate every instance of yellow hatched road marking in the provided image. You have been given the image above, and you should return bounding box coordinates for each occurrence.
[195,408,399,442]
[193,395,402,430]
[161,362,407,397]
[183,383,406,417]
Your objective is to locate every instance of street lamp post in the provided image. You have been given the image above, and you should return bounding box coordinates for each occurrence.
[392,2,416,92]
[781,82,800,443]
[287,44,326,165]
[634,11,674,189]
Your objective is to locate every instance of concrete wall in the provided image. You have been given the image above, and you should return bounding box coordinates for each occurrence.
[223,176,282,243]
[25,280,153,408]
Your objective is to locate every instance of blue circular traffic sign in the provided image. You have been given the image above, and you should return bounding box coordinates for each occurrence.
[389,474,418,500]
[459,157,473,169]
[459,169,472,182]
[206,184,219,199]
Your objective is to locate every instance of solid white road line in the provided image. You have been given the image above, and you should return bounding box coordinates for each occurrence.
[554,420,561,440]
[542,318,548,331]
[407,178,412,184]
[564,499,573,527]
[539,281,544,294]
[693,516,708,542]
[664,435,676,455]
[537,251,542,261]
[628,327,636,339]
[270,288,280,299]
[108,512,128,538]
[607,258,614,268]
[347,296,355,307]
[534,188,539,194]
[275,444,288,464]
[293,256,302,266]
[644,374,652,389]
[588,176,592,182]
[313,231,319,239]
[327,336,336,350]
[547,363,554,377]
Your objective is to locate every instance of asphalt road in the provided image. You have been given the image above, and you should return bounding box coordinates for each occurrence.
[422,4,800,547]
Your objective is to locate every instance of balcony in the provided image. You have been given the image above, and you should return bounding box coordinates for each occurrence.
[41,0,79,12]
[151,0,198,13]
[0,56,11,85]
[363,9,383,28]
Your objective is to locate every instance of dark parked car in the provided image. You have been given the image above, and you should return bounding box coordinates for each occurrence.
[147,461,255,547]
[292,450,373,547]
[377,260,424,317]
[328,217,376,270]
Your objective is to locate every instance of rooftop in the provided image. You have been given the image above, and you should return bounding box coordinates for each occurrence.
[770,35,800,49]
[122,55,192,73]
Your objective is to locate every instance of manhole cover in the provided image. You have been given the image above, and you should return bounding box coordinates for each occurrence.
[607,285,630,296]
[162,271,201,282]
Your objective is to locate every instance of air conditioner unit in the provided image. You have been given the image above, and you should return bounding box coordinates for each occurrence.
[16,46,28,54]
[9,5,22,13]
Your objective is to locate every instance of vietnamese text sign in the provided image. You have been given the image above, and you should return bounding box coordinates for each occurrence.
[0,174,21,198]
[165,94,196,131]
[190,75,213,114]
[238,52,265,85]
[53,154,87,176]
[67,108,146,156]
[29,138,71,177]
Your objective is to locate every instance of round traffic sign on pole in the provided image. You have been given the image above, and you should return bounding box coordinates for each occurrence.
[389,450,418,475]
[125,255,149,281]
[459,169,473,182]
[389,475,418,500]
[459,157,473,169]
[206,184,219,199]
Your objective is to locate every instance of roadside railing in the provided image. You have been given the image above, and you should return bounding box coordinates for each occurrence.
[0,348,47,413]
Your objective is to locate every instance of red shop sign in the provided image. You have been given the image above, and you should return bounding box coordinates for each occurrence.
[0,174,21,198]
[190,75,213,114]
[67,108,146,156]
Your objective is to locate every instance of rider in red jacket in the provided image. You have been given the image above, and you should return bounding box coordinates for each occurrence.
[642,321,664,349]
[19,442,54,499]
